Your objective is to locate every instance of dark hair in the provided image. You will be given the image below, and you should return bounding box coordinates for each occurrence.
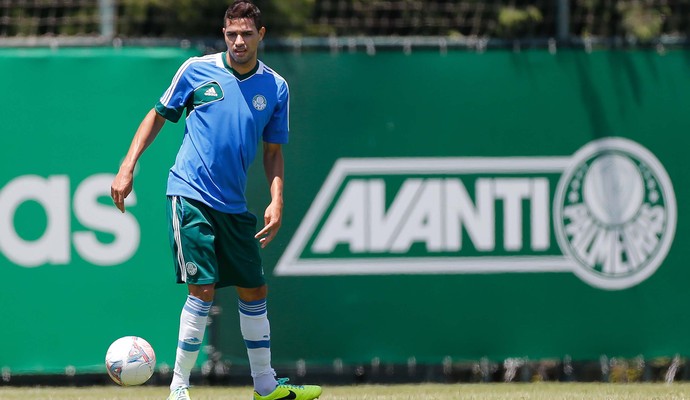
[224,0,263,29]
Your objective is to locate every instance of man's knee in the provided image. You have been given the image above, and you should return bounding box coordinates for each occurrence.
[237,285,268,302]
[188,284,215,302]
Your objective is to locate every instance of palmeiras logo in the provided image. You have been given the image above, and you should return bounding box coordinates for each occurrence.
[275,137,676,290]
[252,94,267,111]
[553,138,676,290]
[185,262,198,276]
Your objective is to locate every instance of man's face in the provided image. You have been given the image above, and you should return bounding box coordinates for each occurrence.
[223,17,265,70]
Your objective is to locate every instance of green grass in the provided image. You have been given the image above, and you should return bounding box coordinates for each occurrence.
[2,383,690,400]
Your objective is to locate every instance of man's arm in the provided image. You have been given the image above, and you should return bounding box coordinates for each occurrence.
[255,142,284,248]
[110,109,167,213]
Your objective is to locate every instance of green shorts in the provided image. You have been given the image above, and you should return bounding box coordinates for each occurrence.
[166,195,265,289]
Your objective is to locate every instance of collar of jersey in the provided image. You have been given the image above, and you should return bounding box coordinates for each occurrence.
[223,52,260,80]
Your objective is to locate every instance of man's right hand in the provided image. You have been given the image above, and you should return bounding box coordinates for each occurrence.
[110,170,134,213]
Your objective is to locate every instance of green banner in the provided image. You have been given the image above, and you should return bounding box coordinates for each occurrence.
[0,48,198,374]
[229,49,689,366]
[1,48,688,376]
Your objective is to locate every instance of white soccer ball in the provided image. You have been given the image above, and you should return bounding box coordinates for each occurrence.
[105,336,156,386]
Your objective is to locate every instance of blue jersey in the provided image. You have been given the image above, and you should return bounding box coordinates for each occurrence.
[155,52,289,214]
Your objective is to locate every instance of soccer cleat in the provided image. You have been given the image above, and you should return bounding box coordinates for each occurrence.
[167,386,191,400]
[254,378,322,400]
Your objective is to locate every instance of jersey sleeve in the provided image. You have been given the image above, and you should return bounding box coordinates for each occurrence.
[154,58,196,123]
[262,80,289,144]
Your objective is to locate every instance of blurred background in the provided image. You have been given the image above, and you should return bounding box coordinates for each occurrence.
[1,0,689,387]
[1,0,688,46]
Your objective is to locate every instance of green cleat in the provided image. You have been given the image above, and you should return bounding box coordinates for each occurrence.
[254,378,322,400]
[167,386,191,400]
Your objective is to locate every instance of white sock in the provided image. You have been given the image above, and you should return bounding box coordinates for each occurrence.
[239,298,277,395]
[170,295,212,391]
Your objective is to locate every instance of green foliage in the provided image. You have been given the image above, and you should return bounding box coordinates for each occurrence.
[0,0,683,41]
[59,7,99,36]
[618,1,669,42]
[117,0,227,37]
[114,0,313,38]
[496,6,543,38]
[254,0,314,37]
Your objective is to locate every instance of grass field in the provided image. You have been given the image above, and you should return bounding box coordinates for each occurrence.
[2,383,690,400]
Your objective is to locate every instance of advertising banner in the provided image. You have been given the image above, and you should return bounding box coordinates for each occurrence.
[223,49,689,366]
[0,48,198,374]
[1,47,688,374]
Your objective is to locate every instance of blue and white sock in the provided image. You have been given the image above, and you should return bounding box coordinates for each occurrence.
[170,295,212,391]
[239,298,277,396]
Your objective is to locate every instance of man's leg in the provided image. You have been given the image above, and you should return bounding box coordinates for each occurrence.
[170,284,215,391]
[237,285,278,396]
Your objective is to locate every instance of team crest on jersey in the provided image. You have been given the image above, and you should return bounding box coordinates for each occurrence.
[252,94,267,111]
[185,262,198,276]
[553,138,676,290]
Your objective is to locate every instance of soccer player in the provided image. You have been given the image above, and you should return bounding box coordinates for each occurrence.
[110,1,322,400]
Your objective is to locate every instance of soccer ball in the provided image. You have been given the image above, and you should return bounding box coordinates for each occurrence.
[105,336,156,386]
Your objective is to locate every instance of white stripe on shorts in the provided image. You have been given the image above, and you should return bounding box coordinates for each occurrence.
[171,196,187,282]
